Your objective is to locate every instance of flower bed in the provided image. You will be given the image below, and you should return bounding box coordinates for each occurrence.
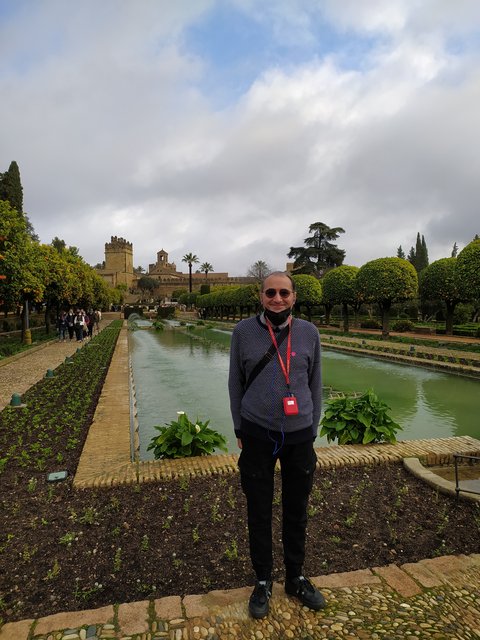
[0,321,122,479]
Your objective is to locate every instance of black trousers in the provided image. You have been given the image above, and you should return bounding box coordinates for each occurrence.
[238,434,317,581]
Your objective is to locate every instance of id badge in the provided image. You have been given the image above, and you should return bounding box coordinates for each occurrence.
[283,395,299,416]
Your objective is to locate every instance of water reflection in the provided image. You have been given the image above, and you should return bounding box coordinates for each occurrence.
[131,328,234,459]
[421,376,479,438]
[130,327,480,459]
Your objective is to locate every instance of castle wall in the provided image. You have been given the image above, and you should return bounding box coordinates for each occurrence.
[96,238,256,300]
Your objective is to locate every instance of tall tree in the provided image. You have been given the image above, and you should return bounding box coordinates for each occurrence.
[288,222,345,277]
[420,258,460,335]
[0,161,38,241]
[451,242,458,257]
[200,262,214,281]
[456,239,480,305]
[396,246,406,259]
[421,235,429,270]
[0,160,23,213]
[356,257,418,338]
[51,237,67,253]
[137,276,158,299]
[408,232,429,272]
[291,274,322,322]
[0,200,42,338]
[247,260,271,281]
[321,265,360,332]
[182,252,199,293]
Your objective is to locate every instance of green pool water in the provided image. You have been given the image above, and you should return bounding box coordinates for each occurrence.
[129,326,479,460]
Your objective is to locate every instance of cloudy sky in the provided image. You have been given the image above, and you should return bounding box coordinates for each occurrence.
[1,0,479,276]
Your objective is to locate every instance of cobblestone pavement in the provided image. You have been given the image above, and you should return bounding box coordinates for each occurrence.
[1,554,479,639]
[1,317,479,639]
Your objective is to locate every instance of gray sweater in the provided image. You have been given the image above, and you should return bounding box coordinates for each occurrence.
[228,315,322,439]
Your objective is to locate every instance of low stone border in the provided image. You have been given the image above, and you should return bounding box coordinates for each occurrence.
[321,339,480,379]
[403,457,480,502]
[0,336,62,368]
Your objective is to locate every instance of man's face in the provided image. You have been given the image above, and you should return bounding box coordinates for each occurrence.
[260,274,296,313]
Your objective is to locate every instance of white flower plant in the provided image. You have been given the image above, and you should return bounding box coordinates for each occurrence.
[147,411,228,459]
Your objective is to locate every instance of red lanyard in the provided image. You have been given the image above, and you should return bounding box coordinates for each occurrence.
[266,316,292,387]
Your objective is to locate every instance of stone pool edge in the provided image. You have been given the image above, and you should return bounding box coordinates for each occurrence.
[73,322,480,489]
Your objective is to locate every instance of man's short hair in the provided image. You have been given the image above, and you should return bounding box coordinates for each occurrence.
[261,271,296,292]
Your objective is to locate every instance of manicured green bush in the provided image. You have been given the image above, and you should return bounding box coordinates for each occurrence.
[156,306,175,319]
[360,319,381,329]
[391,319,415,332]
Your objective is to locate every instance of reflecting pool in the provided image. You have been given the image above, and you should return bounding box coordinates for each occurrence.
[129,326,479,460]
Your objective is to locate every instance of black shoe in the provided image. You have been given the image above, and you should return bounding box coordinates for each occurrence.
[285,576,326,610]
[249,580,272,619]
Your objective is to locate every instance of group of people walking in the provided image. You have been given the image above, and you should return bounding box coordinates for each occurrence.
[56,308,101,342]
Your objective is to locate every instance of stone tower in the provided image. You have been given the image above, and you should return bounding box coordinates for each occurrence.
[103,236,134,287]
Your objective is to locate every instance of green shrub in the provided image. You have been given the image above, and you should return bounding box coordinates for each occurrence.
[156,307,175,319]
[147,412,228,459]
[360,319,381,329]
[391,319,415,332]
[320,389,402,445]
[2,319,15,332]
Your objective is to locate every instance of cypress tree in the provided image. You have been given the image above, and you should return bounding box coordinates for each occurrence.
[408,232,429,272]
[407,246,416,269]
[396,246,406,259]
[420,234,429,270]
[0,161,23,213]
[415,233,422,268]
[0,161,38,241]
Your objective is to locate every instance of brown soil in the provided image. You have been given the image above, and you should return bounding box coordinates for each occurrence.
[1,462,480,624]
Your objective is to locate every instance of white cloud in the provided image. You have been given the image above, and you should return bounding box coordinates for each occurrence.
[1,0,479,277]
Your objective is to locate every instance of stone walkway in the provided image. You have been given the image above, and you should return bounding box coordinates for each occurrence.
[1,318,480,639]
[2,555,480,639]
[0,313,120,410]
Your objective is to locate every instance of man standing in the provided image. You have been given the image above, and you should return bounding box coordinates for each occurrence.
[228,271,325,619]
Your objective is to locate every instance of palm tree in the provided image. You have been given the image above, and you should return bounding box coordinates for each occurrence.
[182,253,199,293]
[247,260,271,281]
[200,262,214,281]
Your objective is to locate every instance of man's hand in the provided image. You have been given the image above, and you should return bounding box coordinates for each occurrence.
[237,438,243,449]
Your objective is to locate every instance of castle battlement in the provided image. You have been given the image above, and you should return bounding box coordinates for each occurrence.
[105,236,133,252]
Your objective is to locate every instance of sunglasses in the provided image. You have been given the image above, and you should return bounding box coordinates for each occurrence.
[263,288,293,299]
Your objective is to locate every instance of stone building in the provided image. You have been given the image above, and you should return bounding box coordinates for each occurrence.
[96,236,135,288]
[96,239,255,301]
[144,249,254,299]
